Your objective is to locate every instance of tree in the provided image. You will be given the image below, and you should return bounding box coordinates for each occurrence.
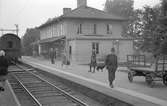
[161,0,167,16]
[139,5,162,52]
[104,0,134,18]
[140,3,167,55]
[126,9,144,38]
[104,0,136,37]
[22,28,40,55]
[158,0,167,54]
[104,0,167,55]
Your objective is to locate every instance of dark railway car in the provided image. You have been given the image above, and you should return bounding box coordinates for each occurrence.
[0,33,21,62]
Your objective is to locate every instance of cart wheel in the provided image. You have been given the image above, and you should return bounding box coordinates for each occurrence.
[163,74,167,86]
[145,74,154,87]
[128,71,133,82]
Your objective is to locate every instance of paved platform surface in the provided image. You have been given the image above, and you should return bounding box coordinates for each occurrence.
[21,56,167,106]
[0,80,20,106]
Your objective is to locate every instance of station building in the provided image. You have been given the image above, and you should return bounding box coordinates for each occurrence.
[38,0,135,64]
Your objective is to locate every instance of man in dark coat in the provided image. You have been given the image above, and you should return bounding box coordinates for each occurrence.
[89,49,97,73]
[0,50,9,91]
[105,48,118,88]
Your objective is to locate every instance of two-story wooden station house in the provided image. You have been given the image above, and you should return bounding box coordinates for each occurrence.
[38,0,134,64]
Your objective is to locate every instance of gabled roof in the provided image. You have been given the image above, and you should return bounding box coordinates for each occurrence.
[62,6,127,20]
[39,6,128,28]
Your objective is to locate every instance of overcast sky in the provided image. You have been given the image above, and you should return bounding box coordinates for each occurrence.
[0,0,160,37]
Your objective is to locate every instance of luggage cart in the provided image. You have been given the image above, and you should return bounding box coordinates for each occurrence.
[127,55,167,87]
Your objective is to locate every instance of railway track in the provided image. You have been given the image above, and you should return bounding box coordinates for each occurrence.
[8,64,89,106]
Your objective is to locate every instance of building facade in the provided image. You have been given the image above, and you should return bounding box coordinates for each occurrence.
[38,0,135,64]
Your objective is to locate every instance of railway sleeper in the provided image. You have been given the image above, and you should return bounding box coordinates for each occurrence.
[37,96,71,103]
[32,92,63,96]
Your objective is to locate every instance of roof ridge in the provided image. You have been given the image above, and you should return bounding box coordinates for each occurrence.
[62,6,127,19]
[53,6,124,21]
[62,6,98,17]
[40,6,85,27]
[62,6,84,16]
[38,6,127,28]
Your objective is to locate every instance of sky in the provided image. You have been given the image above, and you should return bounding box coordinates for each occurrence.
[0,0,160,37]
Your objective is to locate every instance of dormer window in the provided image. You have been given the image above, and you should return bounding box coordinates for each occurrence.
[107,24,112,34]
[77,24,82,34]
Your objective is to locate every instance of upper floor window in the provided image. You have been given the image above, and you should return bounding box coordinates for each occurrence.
[107,24,112,34]
[77,24,82,34]
[93,24,97,34]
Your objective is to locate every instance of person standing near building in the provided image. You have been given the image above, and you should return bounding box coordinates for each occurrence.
[62,52,66,67]
[105,48,118,88]
[61,51,70,67]
[49,48,55,64]
[0,50,9,91]
[89,49,97,73]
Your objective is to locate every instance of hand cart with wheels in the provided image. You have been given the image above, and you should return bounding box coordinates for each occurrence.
[127,55,167,87]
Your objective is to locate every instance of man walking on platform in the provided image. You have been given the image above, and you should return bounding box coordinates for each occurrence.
[105,48,118,88]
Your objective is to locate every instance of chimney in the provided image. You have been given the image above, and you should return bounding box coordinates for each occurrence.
[63,8,71,14]
[77,0,87,8]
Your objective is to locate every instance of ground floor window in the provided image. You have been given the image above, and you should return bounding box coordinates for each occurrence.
[92,42,99,54]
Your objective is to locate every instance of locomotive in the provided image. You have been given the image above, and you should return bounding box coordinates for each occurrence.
[0,33,21,62]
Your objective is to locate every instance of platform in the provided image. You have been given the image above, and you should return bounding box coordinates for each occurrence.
[21,56,167,106]
[0,80,20,106]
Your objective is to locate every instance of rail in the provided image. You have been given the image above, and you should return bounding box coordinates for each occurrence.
[11,63,89,106]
